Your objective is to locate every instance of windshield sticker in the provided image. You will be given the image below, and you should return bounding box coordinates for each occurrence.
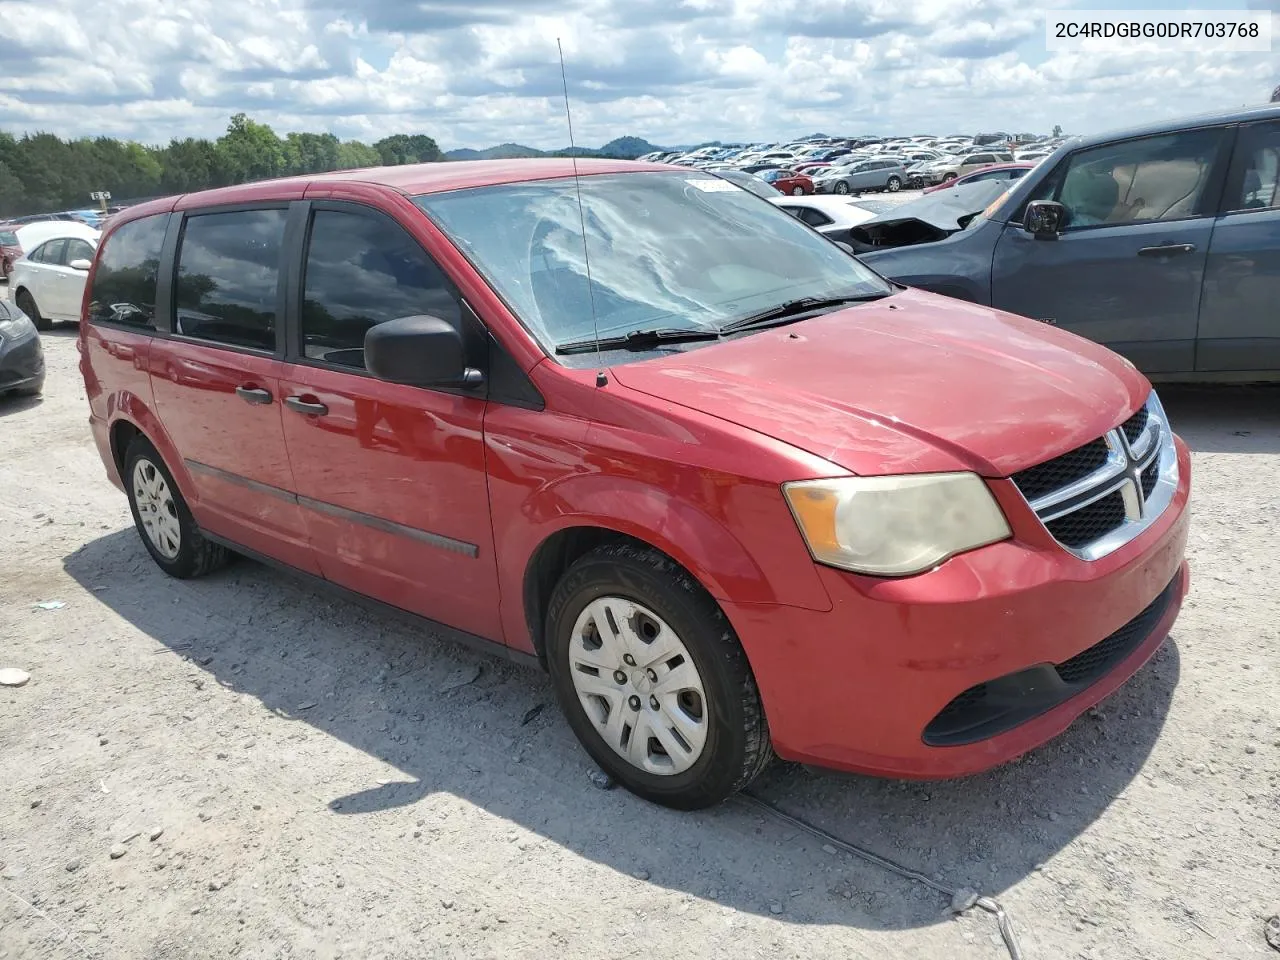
[685,179,739,192]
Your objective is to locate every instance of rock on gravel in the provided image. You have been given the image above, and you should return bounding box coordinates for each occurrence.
[109,843,127,859]
[0,668,31,687]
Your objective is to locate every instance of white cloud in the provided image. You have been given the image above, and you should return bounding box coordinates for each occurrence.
[0,0,1273,148]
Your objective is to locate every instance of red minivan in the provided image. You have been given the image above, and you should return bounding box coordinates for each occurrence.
[79,160,1191,809]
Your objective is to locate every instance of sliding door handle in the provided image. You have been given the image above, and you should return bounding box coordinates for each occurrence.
[285,396,329,416]
[235,385,273,405]
[1137,243,1195,257]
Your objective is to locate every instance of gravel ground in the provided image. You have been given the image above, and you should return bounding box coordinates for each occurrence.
[1,321,1278,960]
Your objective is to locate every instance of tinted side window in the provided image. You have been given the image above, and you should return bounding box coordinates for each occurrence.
[88,214,168,329]
[175,209,286,351]
[792,207,833,227]
[1228,120,1280,211]
[300,209,462,370]
[1057,129,1225,229]
[47,239,69,265]
[66,239,95,264]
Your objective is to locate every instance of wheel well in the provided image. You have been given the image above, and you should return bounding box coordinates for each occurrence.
[109,420,141,480]
[523,527,683,666]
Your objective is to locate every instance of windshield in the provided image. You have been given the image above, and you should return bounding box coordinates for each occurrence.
[416,172,891,362]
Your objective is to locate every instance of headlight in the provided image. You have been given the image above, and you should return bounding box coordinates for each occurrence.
[783,473,1011,577]
[0,308,35,341]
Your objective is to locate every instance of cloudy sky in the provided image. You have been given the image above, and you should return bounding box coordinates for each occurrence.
[0,0,1276,150]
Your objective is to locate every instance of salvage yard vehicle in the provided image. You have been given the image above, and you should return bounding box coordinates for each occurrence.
[81,159,1189,809]
[0,297,44,396]
[923,161,1036,193]
[10,230,99,331]
[770,194,879,243]
[814,158,907,194]
[861,104,1280,379]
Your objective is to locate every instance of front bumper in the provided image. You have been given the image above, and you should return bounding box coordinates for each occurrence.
[724,436,1192,779]
[0,330,45,394]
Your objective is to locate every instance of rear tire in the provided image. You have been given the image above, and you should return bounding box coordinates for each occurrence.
[545,543,773,810]
[15,289,48,332]
[124,436,231,579]
[886,176,902,192]
[791,186,805,196]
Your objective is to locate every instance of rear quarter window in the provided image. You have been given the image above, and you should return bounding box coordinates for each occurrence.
[88,214,168,329]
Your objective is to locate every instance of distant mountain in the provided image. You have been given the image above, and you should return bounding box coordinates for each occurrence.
[443,136,667,161]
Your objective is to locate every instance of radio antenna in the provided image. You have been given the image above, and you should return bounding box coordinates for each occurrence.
[557,38,606,387]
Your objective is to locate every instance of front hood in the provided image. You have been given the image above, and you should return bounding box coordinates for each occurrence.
[609,288,1149,477]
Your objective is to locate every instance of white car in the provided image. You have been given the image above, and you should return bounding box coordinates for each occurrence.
[769,195,879,244]
[9,227,99,330]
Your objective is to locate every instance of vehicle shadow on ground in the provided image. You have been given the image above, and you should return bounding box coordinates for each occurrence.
[1160,384,1280,455]
[63,529,1179,932]
[39,325,80,338]
[0,393,42,416]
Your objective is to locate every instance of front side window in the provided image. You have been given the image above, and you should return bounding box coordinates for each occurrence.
[417,172,891,361]
[301,209,462,370]
[174,209,286,351]
[88,214,168,329]
[65,238,95,265]
[1228,121,1280,212]
[1055,129,1224,229]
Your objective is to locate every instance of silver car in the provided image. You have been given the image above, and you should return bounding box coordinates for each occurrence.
[813,159,907,195]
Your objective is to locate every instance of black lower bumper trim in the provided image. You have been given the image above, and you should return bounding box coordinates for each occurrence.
[922,576,1178,747]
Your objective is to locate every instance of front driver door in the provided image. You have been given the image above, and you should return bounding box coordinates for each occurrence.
[278,201,502,642]
[1197,119,1280,373]
[990,126,1230,374]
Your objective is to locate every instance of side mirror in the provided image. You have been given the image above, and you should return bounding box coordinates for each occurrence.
[1023,200,1066,240]
[364,315,484,389]
[69,258,92,271]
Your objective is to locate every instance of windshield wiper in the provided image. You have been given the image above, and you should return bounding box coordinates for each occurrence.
[719,293,892,334]
[555,326,722,355]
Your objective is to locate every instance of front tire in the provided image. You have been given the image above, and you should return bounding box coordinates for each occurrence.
[15,289,48,332]
[833,181,850,195]
[124,436,230,579]
[545,543,772,809]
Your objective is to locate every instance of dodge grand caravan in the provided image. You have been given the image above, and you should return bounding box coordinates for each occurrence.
[79,160,1191,809]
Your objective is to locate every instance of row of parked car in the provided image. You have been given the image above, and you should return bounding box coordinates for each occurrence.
[637,133,1071,196]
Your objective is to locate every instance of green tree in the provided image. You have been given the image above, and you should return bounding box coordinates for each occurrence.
[373,133,442,166]
[158,138,228,194]
[284,132,341,174]
[0,114,448,217]
[1052,124,1063,138]
[335,140,380,169]
[215,113,285,183]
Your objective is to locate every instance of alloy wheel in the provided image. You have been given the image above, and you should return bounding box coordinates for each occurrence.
[132,457,181,559]
[567,596,708,776]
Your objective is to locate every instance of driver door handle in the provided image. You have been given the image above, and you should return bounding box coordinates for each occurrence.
[235,385,273,405]
[285,396,329,416]
[1137,243,1195,257]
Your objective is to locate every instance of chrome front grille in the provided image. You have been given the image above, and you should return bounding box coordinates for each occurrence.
[1012,392,1178,560]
